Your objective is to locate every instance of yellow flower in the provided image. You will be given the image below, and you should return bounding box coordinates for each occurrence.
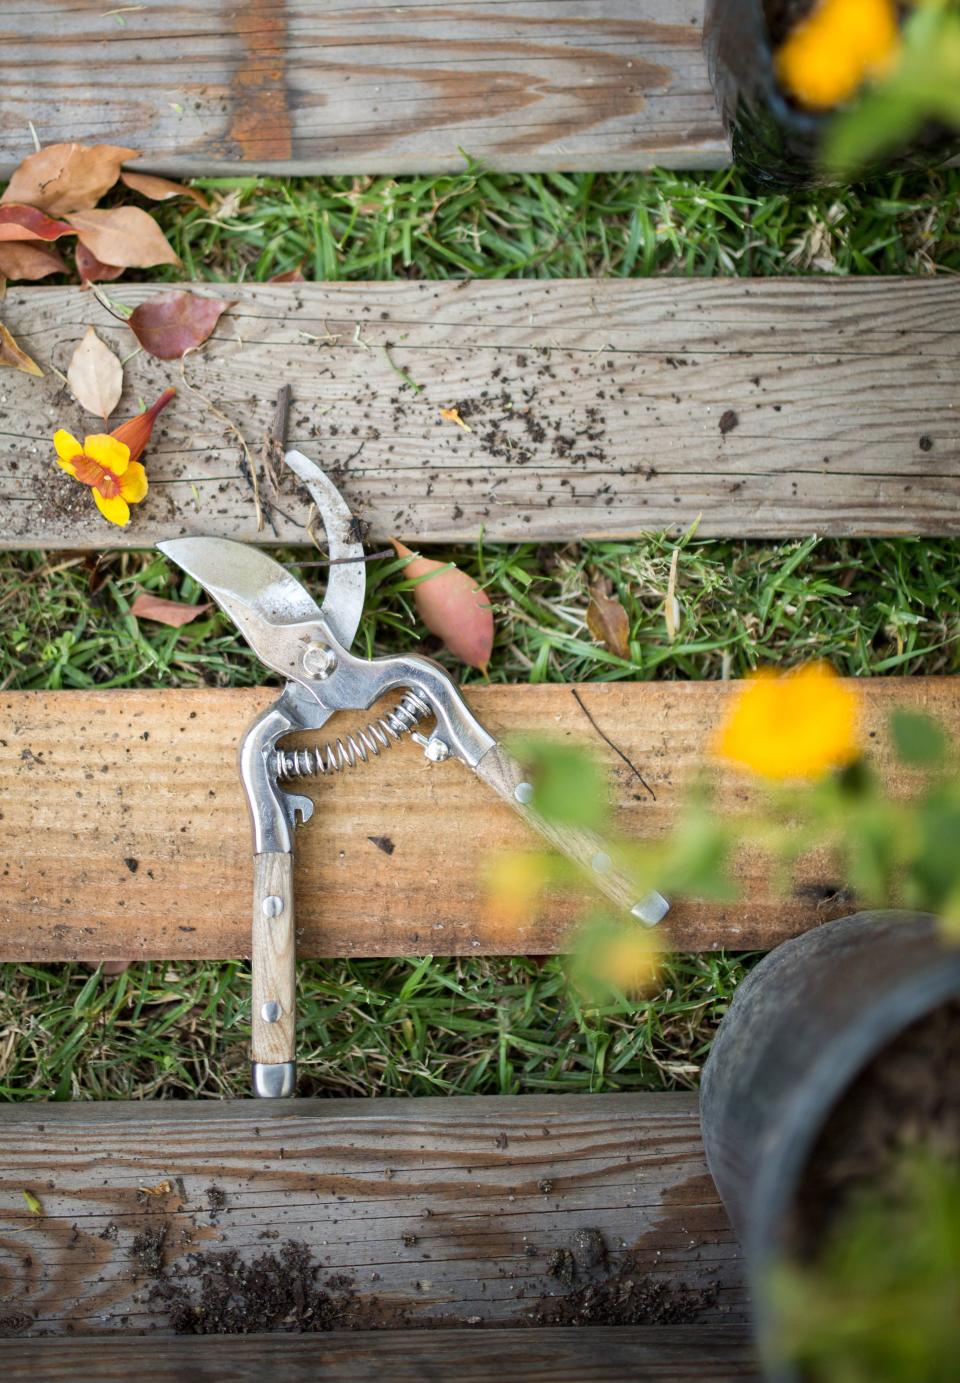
[53,429,147,526]
[715,663,860,781]
[776,0,901,110]
[586,927,658,997]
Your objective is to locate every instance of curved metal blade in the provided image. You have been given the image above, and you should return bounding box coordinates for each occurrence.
[284,449,366,651]
[157,537,327,674]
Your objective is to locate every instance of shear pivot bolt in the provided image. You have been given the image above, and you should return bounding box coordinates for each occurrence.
[262,895,283,918]
[261,1001,282,1024]
[302,642,337,679]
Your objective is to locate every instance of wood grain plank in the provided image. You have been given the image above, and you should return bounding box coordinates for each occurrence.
[1,678,953,961]
[0,1093,745,1337]
[0,2,725,177]
[2,1326,759,1379]
[3,278,960,546]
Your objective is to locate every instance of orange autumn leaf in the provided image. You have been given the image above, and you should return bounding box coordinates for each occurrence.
[0,322,42,376]
[119,170,210,209]
[0,205,75,242]
[129,593,212,627]
[0,241,66,281]
[1,142,138,214]
[65,207,178,269]
[391,539,494,672]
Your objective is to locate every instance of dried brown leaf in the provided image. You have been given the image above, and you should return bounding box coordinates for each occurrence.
[76,242,125,285]
[66,207,178,269]
[390,539,494,671]
[0,241,66,281]
[0,322,42,376]
[0,204,75,242]
[268,263,305,283]
[120,170,209,208]
[1,142,138,214]
[127,289,235,360]
[67,326,123,421]
[129,593,212,627]
[586,585,630,660]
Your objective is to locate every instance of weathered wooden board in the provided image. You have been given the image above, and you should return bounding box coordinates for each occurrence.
[3,278,960,547]
[0,1093,745,1337]
[2,678,952,961]
[2,1326,759,1380]
[0,1,725,178]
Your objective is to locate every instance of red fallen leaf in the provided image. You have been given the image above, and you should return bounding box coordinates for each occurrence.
[119,170,210,209]
[65,207,178,269]
[0,323,43,376]
[127,289,235,360]
[390,539,494,672]
[1,142,138,214]
[0,205,75,242]
[0,241,66,281]
[268,264,305,283]
[129,593,212,627]
[75,241,125,285]
[586,584,631,660]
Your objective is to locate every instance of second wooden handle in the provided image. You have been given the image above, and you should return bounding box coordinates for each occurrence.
[251,851,297,1065]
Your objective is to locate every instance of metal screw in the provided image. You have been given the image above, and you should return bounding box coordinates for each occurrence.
[261,1000,282,1024]
[302,642,337,679]
[514,781,535,805]
[412,732,450,763]
[261,895,283,918]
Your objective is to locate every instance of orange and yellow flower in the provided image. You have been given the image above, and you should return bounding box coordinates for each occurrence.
[715,662,860,782]
[776,0,901,110]
[52,386,174,527]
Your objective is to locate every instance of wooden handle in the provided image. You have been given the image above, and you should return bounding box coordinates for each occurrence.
[251,851,296,1065]
[473,743,668,926]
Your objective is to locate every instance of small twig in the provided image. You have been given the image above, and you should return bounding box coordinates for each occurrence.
[261,383,291,493]
[287,549,392,569]
[570,687,656,802]
[179,351,263,532]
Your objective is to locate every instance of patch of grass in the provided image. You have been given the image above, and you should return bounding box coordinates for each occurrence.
[4,164,959,1102]
[0,953,746,1101]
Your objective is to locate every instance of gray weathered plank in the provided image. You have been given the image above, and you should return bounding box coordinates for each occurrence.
[0,1093,745,1336]
[2,277,959,548]
[4,678,945,962]
[0,1,725,178]
[2,1327,759,1380]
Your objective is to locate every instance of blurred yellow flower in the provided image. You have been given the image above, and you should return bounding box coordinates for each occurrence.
[586,926,659,997]
[776,0,900,110]
[715,663,860,781]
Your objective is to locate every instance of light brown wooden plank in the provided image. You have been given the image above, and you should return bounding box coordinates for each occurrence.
[3,278,958,548]
[1,678,953,961]
[2,1326,759,1380]
[0,2,725,178]
[0,1093,745,1336]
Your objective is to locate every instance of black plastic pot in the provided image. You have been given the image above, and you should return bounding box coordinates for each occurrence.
[703,0,960,189]
[699,910,960,1381]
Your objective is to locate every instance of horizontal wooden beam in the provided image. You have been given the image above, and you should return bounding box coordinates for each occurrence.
[0,2,725,178]
[2,678,952,961]
[3,278,960,548]
[0,1092,746,1338]
[2,1327,759,1381]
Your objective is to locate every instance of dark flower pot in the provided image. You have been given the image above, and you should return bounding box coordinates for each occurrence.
[703,0,960,189]
[699,910,960,1381]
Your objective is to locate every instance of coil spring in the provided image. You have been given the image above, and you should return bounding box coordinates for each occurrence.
[276,691,431,781]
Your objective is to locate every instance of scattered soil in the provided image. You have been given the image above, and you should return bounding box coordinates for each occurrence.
[793,998,960,1254]
[205,1185,227,1214]
[0,1313,33,1335]
[718,408,739,437]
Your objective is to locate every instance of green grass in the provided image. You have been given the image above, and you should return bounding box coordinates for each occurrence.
[3,164,959,1102]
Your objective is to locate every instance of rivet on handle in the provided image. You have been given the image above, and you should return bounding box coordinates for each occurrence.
[514,781,535,804]
[261,1000,282,1023]
[261,895,283,918]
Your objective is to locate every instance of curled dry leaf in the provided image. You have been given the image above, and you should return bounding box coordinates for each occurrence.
[268,263,305,283]
[129,593,212,627]
[0,241,66,281]
[586,584,631,660]
[127,289,235,360]
[391,539,494,672]
[65,207,178,269]
[0,205,75,242]
[67,326,123,421]
[120,170,210,209]
[0,322,42,376]
[75,241,125,285]
[1,142,138,214]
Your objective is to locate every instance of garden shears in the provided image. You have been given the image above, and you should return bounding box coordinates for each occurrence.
[159,452,668,1099]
